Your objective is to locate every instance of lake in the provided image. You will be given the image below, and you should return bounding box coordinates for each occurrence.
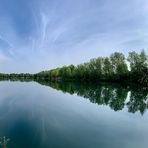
[0,81,148,148]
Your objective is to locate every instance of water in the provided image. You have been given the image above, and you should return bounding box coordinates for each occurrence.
[0,81,148,148]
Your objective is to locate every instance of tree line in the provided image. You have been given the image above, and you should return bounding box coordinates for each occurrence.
[35,50,148,86]
[0,50,148,86]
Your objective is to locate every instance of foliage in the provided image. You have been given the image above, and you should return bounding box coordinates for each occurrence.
[0,50,147,86]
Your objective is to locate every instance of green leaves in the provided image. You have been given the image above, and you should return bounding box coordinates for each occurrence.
[0,50,147,86]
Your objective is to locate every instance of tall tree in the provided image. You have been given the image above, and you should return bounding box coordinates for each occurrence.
[110,52,128,77]
[103,57,113,79]
[127,50,148,85]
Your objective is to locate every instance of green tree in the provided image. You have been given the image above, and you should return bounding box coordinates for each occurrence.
[103,57,113,80]
[127,50,148,85]
[110,52,128,79]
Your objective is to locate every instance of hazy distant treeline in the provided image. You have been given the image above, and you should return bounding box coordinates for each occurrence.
[0,50,148,86]
[0,73,34,80]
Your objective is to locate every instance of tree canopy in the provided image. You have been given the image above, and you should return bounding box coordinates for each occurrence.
[0,50,148,86]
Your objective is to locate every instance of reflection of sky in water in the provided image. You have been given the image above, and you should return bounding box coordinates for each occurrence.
[0,81,147,148]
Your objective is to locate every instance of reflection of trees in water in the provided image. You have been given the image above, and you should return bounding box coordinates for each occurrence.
[127,87,148,115]
[0,136,10,148]
[37,81,148,115]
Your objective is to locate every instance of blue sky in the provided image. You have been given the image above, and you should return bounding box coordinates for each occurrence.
[0,0,148,73]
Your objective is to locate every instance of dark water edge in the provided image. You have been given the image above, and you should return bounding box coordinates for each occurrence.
[0,75,148,87]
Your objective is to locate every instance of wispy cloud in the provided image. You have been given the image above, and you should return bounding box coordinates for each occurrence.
[0,51,12,64]
[40,13,49,48]
[0,35,15,59]
[0,0,148,73]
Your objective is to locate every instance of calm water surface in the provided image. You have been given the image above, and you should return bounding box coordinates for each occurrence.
[0,81,148,148]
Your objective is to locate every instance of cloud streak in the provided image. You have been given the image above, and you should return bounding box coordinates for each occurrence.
[0,0,148,73]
